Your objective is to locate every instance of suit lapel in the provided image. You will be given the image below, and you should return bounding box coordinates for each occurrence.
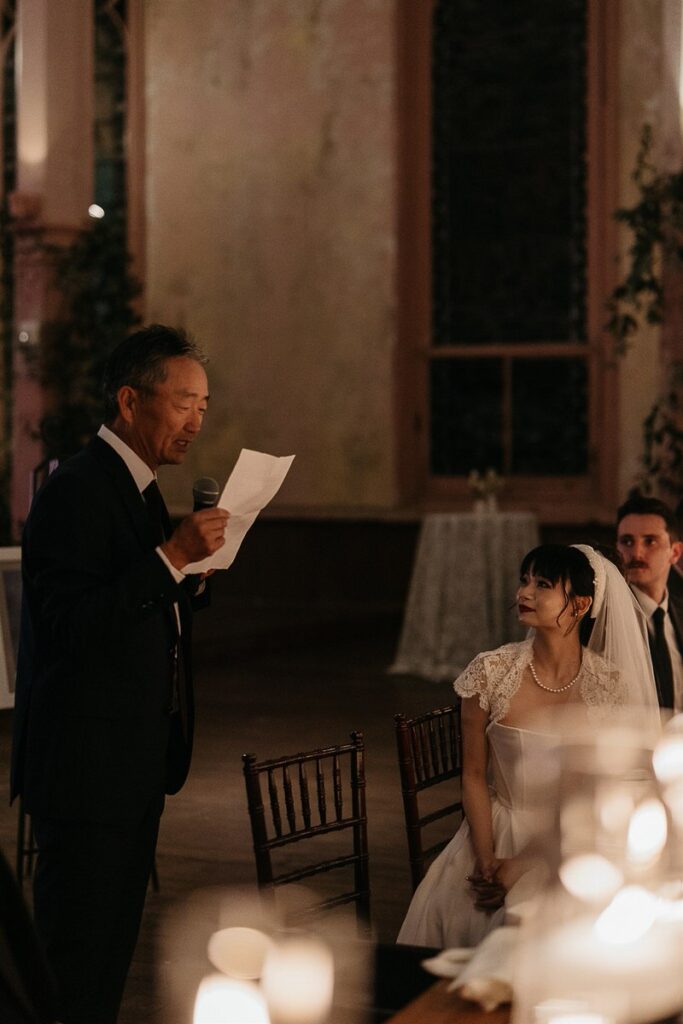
[86,436,157,550]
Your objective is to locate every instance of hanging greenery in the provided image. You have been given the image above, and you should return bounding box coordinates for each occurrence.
[38,213,141,460]
[606,124,683,354]
[605,125,683,498]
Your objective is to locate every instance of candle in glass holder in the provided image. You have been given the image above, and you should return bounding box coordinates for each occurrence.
[261,936,334,1024]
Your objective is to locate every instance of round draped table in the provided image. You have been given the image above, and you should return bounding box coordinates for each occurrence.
[390,512,539,682]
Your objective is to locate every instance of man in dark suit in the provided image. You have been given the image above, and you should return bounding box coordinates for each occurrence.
[616,494,683,712]
[11,325,229,1024]
[0,843,58,1024]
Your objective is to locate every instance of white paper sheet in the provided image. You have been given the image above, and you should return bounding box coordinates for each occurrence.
[184,449,295,574]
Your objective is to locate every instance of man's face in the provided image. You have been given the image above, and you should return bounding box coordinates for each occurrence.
[124,356,209,470]
[616,513,682,598]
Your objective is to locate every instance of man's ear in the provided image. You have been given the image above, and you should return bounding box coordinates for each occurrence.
[671,539,683,566]
[116,386,138,425]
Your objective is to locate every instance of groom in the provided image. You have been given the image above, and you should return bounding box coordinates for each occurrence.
[11,325,229,1024]
[616,493,683,711]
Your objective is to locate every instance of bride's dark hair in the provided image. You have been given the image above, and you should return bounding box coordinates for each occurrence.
[519,544,596,643]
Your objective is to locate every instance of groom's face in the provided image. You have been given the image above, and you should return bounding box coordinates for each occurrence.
[617,513,682,598]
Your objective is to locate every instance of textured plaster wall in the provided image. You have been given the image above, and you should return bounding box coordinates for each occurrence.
[145,0,397,514]
[617,0,678,499]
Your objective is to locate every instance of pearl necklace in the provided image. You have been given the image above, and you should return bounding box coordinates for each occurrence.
[529,659,581,693]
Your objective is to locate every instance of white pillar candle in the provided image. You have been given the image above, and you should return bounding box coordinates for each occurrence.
[261,937,334,1024]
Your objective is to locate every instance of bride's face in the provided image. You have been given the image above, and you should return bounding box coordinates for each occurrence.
[516,571,576,631]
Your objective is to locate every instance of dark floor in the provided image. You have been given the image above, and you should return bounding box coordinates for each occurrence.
[0,607,446,1024]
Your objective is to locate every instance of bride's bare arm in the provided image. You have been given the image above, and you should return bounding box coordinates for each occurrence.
[460,694,497,878]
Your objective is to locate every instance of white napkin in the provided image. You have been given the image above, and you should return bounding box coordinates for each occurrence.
[422,926,517,1012]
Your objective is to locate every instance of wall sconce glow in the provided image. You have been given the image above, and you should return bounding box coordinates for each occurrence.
[193,974,268,1024]
[262,936,334,1024]
[88,204,105,219]
[207,927,274,980]
[594,886,656,945]
[627,798,667,865]
[559,854,623,904]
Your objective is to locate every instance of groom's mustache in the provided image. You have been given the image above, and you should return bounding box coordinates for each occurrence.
[626,560,648,570]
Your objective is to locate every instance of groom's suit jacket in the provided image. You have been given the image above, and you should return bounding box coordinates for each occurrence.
[11,436,196,824]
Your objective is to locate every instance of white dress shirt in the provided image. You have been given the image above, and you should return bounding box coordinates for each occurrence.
[97,426,184,634]
[631,584,683,711]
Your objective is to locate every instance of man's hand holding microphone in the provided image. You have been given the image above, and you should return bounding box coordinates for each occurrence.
[161,477,229,572]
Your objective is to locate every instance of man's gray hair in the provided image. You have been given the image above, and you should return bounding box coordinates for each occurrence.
[102,324,207,422]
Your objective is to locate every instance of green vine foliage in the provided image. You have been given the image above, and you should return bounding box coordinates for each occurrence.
[606,124,683,355]
[606,125,683,499]
[39,213,141,460]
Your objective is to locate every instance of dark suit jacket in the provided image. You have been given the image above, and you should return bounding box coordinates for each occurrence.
[11,436,197,823]
[636,567,683,709]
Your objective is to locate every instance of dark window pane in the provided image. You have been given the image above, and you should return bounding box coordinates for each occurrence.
[432,0,587,344]
[431,359,503,475]
[511,358,588,474]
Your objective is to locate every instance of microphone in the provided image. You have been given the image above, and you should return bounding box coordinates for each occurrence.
[193,477,220,511]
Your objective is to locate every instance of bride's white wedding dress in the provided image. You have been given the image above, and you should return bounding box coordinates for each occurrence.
[397,638,626,950]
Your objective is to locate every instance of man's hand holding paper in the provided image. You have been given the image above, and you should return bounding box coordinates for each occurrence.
[184,449,295,575]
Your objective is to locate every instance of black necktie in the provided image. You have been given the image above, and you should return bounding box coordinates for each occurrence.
[143,479,171,545]
[651,607,675,709]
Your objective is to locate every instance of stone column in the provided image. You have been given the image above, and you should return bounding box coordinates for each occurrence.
[10,0,93,535]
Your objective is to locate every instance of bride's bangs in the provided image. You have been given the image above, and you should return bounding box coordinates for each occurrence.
[521,545,567,585]
[520,544,589,593]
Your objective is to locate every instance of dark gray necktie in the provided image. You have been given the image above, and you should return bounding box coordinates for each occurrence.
[143,479,171,545]
[651,607,674,710]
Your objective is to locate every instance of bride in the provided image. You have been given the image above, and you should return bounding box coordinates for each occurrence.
[397,543,659,949]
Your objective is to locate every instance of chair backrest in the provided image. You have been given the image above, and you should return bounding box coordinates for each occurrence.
[394,704,463,892]
[242,731,370,926]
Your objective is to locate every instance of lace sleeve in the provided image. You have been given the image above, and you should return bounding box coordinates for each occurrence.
[453,640,532,722]
[580,650,628,722]
[454,654,491,712]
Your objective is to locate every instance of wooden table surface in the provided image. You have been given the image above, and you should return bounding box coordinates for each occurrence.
[386,979,511,1024]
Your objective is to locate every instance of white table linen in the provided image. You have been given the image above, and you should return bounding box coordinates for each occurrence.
[390,512,539,681]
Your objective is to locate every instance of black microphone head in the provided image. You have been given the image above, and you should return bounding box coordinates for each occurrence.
[193,476,220,510]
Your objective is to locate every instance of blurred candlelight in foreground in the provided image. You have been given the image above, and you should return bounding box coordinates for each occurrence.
[193,974,268,1024]
[207,926,274,980]
[262,936,334,1024]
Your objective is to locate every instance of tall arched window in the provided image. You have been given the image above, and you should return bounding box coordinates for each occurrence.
[397,0,618,521]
